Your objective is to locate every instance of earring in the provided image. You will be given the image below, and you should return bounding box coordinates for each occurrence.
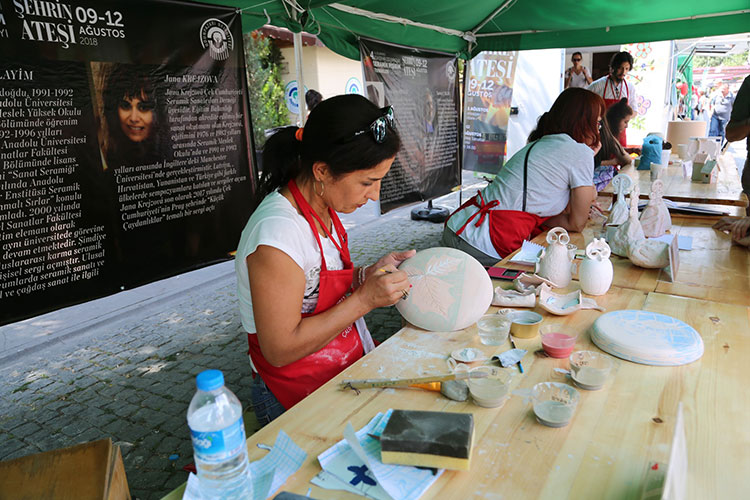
[315,180,325,197]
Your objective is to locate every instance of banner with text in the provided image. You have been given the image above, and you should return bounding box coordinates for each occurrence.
[359,39,460,213]
[0,0,255,325]
[463,51,517,174]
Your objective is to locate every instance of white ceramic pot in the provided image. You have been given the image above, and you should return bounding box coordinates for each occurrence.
[579,238,613,296]
[535,227,573,288]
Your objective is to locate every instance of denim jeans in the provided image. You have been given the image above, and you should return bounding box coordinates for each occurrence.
[709,114,726,141]
[251,375,286,426]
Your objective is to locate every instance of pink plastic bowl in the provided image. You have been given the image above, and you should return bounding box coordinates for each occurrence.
[541,332,577,358]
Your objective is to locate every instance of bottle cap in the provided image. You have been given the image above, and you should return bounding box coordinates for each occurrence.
[196,369,224,391]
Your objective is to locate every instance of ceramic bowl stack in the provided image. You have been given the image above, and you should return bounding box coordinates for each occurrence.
[590,310,703,366]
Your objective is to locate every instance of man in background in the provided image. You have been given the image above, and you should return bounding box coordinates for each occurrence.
[709,83,735,142]
[587,51,638,146]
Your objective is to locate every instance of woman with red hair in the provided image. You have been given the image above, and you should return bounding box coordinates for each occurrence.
[443,88,604,265]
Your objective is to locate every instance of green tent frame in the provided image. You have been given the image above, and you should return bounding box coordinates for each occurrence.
[200,0,750,60]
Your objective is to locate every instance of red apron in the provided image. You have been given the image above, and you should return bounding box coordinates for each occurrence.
[247,180,363,410]
[603,77,629,147]
[447,142,549,258]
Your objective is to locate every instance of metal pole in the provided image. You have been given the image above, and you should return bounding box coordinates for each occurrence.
[293,28,307,125]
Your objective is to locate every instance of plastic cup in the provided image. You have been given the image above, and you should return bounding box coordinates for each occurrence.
[531,382,579,427]
[650,162,663,182]
[476,314,510,346]
[568,350,613,390]
[540,325,578,358]
[468,366,512,408]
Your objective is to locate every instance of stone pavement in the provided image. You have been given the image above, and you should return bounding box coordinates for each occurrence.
[0,179,485,500]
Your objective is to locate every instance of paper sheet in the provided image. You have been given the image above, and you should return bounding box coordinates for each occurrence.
[182,430,306,500]
[509,240,544,265]
[316,410,443,500]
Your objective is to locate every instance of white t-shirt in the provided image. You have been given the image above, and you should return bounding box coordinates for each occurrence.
[235,191,347,333]
[446,134,594,258]
[587,76,637,108]
[565,66,591,88]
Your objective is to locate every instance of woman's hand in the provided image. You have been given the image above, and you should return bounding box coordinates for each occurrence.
[730,217,750,241]
[356,264,411,309]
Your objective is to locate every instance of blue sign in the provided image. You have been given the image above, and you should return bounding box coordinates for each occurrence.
[345,77,363,95]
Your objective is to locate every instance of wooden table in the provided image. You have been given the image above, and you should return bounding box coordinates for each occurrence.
[601,157,748,209]
[497,213,750,306]
[164,287,749,499]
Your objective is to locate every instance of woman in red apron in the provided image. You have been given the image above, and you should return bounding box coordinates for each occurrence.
[443,88,603,265]
[237,95,413,424]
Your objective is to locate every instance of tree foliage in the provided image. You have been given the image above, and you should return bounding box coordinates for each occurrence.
[693,51,749,68]
[244,32,289,150]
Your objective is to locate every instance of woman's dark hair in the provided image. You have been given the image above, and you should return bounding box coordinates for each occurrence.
[571,51,582,60]
[595,115,626,164]
[102,64,166,165]
[606,98,634,136]
[528,88,605,147]
[305,89,323,111]
[609,51,634,71]
[255,94,401,206]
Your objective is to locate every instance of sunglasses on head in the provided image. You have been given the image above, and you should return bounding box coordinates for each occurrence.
[352,106,395,143]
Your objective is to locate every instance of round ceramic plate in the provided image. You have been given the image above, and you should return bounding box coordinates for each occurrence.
[396,247,493,332]
[451,347,488,363]
[590,310,703,366]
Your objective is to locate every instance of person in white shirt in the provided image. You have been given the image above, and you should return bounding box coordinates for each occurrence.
[442,88,603,265]
[564,52,592,89]
[587,51,638,146]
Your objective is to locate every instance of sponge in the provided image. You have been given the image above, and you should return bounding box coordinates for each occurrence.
[380,410,474,471]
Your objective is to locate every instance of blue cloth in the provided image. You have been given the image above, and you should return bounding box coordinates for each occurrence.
[639,134,663,171]
[251,374,286,426]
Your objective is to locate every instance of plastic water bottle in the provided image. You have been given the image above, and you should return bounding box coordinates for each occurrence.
[188,369,251,499]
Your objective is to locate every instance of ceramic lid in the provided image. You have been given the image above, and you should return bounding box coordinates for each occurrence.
[590,310,703,366]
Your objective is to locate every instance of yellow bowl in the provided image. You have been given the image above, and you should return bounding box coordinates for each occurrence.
[508,311,543,339]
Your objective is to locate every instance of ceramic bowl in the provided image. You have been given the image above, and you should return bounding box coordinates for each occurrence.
[540,325,578,358]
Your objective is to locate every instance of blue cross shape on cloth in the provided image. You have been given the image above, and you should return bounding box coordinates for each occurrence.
[347,464,377,486]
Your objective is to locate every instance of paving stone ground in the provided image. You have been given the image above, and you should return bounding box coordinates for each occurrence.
[0,184,479,499]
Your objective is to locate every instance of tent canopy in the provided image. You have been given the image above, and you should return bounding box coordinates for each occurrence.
[204,0,750,59]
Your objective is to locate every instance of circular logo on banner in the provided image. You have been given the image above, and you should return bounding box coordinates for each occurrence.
[284,81,309,114]
[345,77,362,95]
[446,63,456,83]
[200,19,233,61]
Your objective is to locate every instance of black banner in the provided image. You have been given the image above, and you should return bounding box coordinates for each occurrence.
[359,39,460,213]
[0,0,255,325]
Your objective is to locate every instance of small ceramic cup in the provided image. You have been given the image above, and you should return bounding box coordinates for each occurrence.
[508,311,543,339]
[568,350,614,390]
[650,163,663,182]
[540,325,578,358]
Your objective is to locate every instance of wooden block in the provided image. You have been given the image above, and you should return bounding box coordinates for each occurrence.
[380,410,474,471]
[0,438,131,500]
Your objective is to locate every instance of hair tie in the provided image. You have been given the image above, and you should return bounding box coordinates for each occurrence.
[295,127,304,141]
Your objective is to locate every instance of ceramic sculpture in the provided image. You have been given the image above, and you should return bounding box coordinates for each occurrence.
[639,180,672,238]
[396,247,493,332]
[628,238,669,268]
[492,287,536,308]
[579,238,613,296]
[610,185,644,257]
[538,284,605,315]
[607,174,633,226]
[590,310,704,366]
[535,227,574,288]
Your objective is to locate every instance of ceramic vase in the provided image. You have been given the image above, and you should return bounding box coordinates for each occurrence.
[579,238,613,296]
[535,227,573,288]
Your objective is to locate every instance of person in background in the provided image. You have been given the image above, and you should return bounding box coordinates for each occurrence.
[593,98,633,191]
[305,89,323,113]
[442,88,603,265]
[709,83,735,142]
[587,52,638,147]
[725,74,750,215]
[713,216,750,247]
[236,95,414,424]
[565,52,592,89]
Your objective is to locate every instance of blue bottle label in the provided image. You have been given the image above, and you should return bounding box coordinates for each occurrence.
[190,417,246,461]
